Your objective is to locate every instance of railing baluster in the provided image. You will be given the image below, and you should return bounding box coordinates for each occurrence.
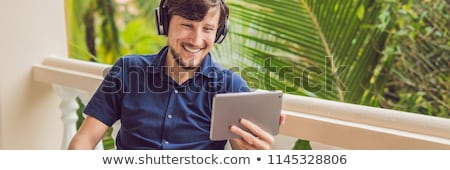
[53,85,104,150]
[53,85,80,150]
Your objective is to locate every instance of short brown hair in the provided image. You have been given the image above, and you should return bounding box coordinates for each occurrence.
[166,0,229,29]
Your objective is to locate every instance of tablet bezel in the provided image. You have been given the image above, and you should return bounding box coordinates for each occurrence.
[209,90,283,141]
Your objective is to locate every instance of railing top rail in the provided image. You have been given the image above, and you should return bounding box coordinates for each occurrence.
[282,94,450,141]
[33,56,111,92]
[33,56,450,149]
[43,56,111,76]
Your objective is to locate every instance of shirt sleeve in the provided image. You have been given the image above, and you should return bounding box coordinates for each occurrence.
[83,58,125,127]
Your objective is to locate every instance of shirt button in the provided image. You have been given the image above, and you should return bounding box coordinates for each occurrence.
[164,141,169,144]
[167,115,173,119]
[174,90,178,94]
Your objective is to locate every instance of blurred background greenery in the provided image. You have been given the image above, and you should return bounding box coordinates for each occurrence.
[66,0,449,150]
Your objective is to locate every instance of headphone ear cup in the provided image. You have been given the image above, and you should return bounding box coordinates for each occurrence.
[155,8,164,35]
[215,0,230,44]
[215,19,229,44]
[155,1,168,35]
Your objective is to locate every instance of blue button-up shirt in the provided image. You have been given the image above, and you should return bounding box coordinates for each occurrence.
[84,46,250,149]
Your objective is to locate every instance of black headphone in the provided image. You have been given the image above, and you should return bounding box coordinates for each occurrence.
[155,0,230,44]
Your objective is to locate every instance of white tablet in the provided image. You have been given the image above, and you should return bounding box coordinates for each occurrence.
[210,90,283,141]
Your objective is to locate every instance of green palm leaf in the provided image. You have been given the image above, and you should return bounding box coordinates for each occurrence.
[216,0,389,104]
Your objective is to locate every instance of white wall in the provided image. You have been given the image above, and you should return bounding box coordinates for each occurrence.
[0,0,68,149]
[0,77,3,148]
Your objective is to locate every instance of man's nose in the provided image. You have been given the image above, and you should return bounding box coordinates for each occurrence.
[189,29,204,47]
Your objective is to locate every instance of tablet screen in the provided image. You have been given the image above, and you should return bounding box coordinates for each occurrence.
[210,90,283,141]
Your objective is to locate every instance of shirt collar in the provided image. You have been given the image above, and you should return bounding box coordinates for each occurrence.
[148,46,169,74]
[150,46,218,78]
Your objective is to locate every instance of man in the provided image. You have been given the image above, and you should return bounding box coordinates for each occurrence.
[69,0,285,150]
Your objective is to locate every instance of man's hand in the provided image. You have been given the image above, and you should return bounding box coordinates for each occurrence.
[229,113,286,150]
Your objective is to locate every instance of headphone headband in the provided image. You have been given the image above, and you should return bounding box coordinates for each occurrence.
[155,0,229,44]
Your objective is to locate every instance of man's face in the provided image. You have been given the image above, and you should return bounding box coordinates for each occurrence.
[167,7,221,70]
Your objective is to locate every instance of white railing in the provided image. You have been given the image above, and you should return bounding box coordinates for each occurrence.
[281,95,450,149]
[33,56,450,150]
[33,56,110,149]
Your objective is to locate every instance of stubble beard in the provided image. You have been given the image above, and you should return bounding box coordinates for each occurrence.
[170,47,198,70]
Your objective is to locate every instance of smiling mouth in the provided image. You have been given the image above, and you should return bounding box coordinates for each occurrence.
[182,44,203,54]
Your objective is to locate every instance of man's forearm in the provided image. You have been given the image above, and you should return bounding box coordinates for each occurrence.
[68,134,97,150]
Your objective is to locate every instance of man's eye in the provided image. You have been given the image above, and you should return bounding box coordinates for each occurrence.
[204,28,214,33]
[182,24,192,28]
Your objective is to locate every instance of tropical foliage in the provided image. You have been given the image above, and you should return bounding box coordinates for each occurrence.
[377,0,449,117]
[222,0,392,149]
[223,0,449,148]
[223,0,389,103]
[66,0,449,150]
[66,0,166,64]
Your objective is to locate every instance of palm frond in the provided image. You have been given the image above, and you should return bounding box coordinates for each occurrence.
[217,0,389,103]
